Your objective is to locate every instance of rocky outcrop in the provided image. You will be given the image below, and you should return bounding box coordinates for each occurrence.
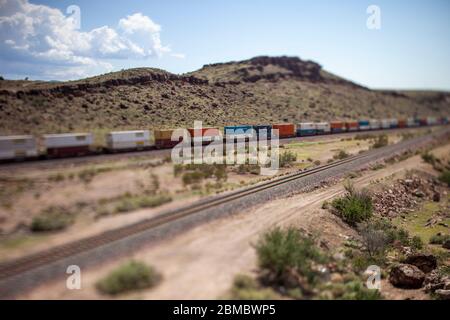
[403,253,437,273]
[389,264,425,289]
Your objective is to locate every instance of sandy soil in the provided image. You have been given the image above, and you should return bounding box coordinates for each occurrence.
[18,142,448,300]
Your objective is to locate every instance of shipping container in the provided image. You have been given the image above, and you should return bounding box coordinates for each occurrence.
[253,125,272,140]
[224,125,254,140]
[43,133,93,157]
[187,127,221,144]
[106,130,152,151]
[0,135,38,160]
[272,123,296,138]
[154,129,184,149]
[407,118,418,127]
[297,123,317,136]
[330,121,346,133]
[369,119,381,130]
[315,122,331,134]
[358,120,370,131]
[418,118,427,126]
[389,119,398,129]
[381,119,391,129]
[426,117,437,126]
[345,121,359,132]
[397,119,407,128]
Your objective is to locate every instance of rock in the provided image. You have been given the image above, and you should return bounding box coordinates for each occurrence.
[413,191,425,198]
[435,289,450,300]
[443,239,450,250]
[389,264,425,289]
[433,192,441,202]
[403,253,437,273]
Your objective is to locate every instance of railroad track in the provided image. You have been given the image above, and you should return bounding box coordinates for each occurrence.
[0,129,447,297]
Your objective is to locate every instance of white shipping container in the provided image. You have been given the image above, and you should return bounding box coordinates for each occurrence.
[43,133,93,148]
[0,135,38,160]
[107,130,152,150]
[427,117,437,126]
[407,118,417,127]
[298,123,316,130]
[389,119,399,127]
[369,120,381,130]
[381,119,390,129]
[315,122,331,133]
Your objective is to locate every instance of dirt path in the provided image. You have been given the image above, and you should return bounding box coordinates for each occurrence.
[19,143,448,300]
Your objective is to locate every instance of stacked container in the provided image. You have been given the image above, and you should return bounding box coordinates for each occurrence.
[106,130,152,151]
[0,135,38,160]
[345,121,359,132]
[315,122,331,135]
[330,121,346,133]
[389,119,399,129]
[426,117,437,126]
[43,133,93,157]
[187,127,221,145]
[154,129,183,149]
[397,119,407,128]
[272,123,296,138]
[358,120,370,131]
[224,125,254,140]
[297,123,317,136]
[253,125,272,140]
[369,119,381,130]
[381,119,391,129]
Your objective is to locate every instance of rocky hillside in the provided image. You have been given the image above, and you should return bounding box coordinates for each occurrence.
[0,56,449,135]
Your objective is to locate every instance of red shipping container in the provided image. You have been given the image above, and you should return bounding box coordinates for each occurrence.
[330,121,345,129]
[345,121,359,131]
[397,119,407,128]
[272,123,295,138]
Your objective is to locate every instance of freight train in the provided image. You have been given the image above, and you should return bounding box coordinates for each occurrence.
[0,116,448,161]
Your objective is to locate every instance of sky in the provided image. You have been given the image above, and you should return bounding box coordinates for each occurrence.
[0,0,449,90]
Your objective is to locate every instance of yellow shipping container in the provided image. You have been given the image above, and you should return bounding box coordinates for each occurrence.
[154,129,175,141]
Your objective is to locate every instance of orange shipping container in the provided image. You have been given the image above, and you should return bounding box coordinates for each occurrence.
[272,123,295,138]
[330,121,345,129]
[346,121,359,129]
[397,119,407,128]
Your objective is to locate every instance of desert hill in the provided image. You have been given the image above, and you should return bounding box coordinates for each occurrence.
[0,56,449,135]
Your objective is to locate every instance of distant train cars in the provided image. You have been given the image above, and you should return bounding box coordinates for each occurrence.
[0,135,38,160]
[107,130,152,151]
[44,133,93,157]
[0,115,448,162]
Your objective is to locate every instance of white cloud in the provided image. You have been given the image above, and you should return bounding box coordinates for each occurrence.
[0,0,180,80]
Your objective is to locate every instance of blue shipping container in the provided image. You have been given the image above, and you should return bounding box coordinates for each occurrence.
[224,126,254,139]
[296,129,317,136]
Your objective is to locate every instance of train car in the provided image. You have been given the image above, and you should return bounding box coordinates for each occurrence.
[418,118,427,126]
[253,125,272,140]
[381,119,390,129]
[358,120,370,131]
[397,119,407,128]
[187,127,221,145]
[345,121,359,132]
[330,121,346,134]
[43,133,93,157]
[315,122,331,135]
[154,129,184,149]
[0,135,38,160]
[106,130,152,151]
[426,117,438,126]
[224,125,254,141]
[389,119,398,129]
[442,117,450,125]
[369,119,381,130]
[297,123,317,136]
[272,123,296,138]
[407,117,418,127]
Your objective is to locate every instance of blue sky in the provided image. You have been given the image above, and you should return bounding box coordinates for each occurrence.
[1,0,450,90]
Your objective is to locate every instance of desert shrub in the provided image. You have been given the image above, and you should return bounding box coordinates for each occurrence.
[331,183,373,226]
[255,227,325,285]
[411,236,424,250]
[438,170,450,187]
[334,150,350,160]
[238,164,261,175]
[227,275,280,300]
[371,163,386,171]
[30,207,74,232]
[371,135,388,149]
[115,194,172,213]
[358,221,390,257]
[182,171,204,185]
[321,280,382,300]
[279,151,297,168]
[422,152,437,166]
[429,233,450,245]
[96,261,161,295]
[314,160,321,166]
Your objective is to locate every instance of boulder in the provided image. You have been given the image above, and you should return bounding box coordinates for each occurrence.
[403,253,437,273]
[389,264,425,289]
[443,239,450,250]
